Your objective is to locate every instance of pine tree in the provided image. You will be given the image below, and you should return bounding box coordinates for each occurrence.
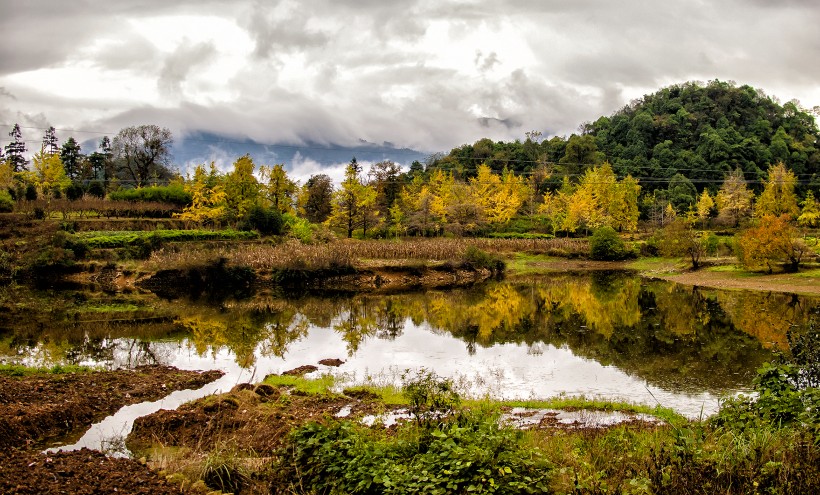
[4,124,28,172]
[42,126,59,155]
[60,137,84,180]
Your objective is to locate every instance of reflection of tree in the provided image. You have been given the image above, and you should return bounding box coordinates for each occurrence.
[375,299,404,340]
[333,298,379,355]
[717,291,817,349]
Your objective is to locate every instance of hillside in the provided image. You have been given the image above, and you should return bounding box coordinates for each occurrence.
[430,80,820,193]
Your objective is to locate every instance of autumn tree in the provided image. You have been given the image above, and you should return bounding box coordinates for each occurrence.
[32,151,70,198]
[469,164,525,225]
[738,215,807,273]
[223,154,261,221]
[798,191,820,227]
[755,162,799,219]
[176,163,227,226]
[716,168,754,227]
[4,124,28,172]
[695,189,715,228]
[656,218,707,269]
[112,125,173,186]
[327,158,371,238]
[259,163,296,214]
[368,160,403,217]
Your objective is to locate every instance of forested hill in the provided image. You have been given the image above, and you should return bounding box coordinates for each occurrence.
[430,80,820,192]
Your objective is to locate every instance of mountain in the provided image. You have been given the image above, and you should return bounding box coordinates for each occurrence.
[170,132,430,170]
[430,80,820,192]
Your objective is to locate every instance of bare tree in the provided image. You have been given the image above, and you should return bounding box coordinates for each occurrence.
[112,125,173,186]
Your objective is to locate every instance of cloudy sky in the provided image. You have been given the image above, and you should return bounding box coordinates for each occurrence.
[1,0,819,177]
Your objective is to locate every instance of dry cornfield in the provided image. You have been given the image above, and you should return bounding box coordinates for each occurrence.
[147,237,588,271]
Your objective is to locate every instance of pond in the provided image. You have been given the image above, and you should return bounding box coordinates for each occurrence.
[1,272,816,450]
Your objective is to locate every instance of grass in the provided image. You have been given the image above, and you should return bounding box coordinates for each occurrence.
[76,229,258,248]
[262,373,338,395]
[494,396,687,425]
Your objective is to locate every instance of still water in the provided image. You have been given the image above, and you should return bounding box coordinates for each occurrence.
[1,272,816,449]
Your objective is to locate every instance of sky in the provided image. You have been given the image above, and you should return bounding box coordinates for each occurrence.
[1,0,819,181]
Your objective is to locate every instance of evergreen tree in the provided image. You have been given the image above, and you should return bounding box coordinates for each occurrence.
[42,126,59,155]
[4,124,28,172]
[60,137,84,180]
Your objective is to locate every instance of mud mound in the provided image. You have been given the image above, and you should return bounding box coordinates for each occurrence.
[0,365,224,450]
[0,448,194,495]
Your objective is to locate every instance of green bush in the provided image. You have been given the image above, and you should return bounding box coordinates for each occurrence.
[87,181,106,198]
[589,226,628,260]
[0,189,13,212]
[463,245,505,271]
[65,182,85,201]
[108,185,192,206]
[246,205,284,235]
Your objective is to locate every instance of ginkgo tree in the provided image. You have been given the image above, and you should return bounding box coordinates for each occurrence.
[176,163,228,226]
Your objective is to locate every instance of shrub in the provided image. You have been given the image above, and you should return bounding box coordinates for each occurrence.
[65,182,85,201]
[463,245,505,272]
[246,205,284,235]
[87,181,106,198]
[0,189,13,213]
[589,226,627,260]
[25,184,37,201]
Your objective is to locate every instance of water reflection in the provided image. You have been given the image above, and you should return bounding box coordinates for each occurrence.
[2,274,817,406]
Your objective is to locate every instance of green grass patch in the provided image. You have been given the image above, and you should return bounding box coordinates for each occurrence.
[504,252,558,275]
[494,396,687,425]
[75,229,258,248]
[345,384,408,405]
[263,373,337,395]
[0,363,96,376]
[81,303,143,313]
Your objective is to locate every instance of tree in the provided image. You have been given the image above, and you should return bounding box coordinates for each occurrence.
[755,162,799,218]
[32,151,70,198]
[112,125,173,186]
[4,124,28,172]
[88,136,113,183]
[657,218,707,269]
[368,160,403,217]
[42,126,59,155]
[470,164,525,225]
[738,215,807,273]
[716,168,754,227]
[666,174,697,213]
[695,189,715,228]
[259,163,296,214]
[223,154,260,221]
[327,158,366,238]
[60,137,84,181]
[300,174,333,223]
[798,191,820,227]
[176,163,228,226]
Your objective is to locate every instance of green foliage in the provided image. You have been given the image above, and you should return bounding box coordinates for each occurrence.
[402,369,461,428]
[76,229,257,249]
[245,204,284,235]
[589,226,628,260]
[86,181,105,198]
[108,185,192,206]
[462,245,506,272]
[713,323,820,431]
[0,364,94,376]
[276,409,552,494]
[65,182,85,201]
[0,189,13,212]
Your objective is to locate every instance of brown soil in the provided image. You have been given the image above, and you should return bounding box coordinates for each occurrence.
[0,448,195,495]
[0,365,223,494]
[126,383,392,493]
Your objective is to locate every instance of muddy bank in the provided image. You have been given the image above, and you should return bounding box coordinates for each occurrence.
[0,448,196,495]
[0,365,223,450]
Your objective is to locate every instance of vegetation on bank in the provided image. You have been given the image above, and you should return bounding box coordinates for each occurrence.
[123,322,819,494]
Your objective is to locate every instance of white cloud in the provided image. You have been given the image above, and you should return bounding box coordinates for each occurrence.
[1,0,818,165]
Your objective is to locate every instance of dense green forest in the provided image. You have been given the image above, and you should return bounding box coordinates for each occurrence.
[429,80,820,193]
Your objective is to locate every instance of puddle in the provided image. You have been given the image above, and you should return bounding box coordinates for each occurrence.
[502,407,664,429]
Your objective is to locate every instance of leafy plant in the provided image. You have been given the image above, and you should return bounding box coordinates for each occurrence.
[589,226,628,261]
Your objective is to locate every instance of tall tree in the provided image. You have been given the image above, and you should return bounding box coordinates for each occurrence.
[755,162,799,219]
[715,168,754,227]
[259,163,296,214]
[368,160,403,217]
[300,174,334,223]
[4,124,28,172]
[32,151,70,198]
[60,137,84,181]
[42,126,59,155]
[327,158,367,238]
[695,189,715,228]
[87,136,113,182]
[223,154,260,221]
[112,125,173,186]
